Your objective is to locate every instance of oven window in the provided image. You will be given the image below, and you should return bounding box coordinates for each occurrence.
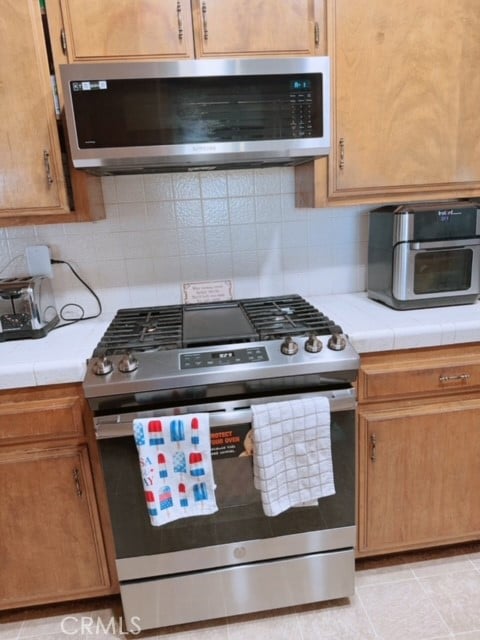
[99,410,354,560]
[414,249,472,294]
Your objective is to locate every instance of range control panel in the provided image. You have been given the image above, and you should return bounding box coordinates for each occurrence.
[180,346,269,369]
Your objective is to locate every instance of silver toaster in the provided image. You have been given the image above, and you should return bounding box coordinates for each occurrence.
[0,276,59,340]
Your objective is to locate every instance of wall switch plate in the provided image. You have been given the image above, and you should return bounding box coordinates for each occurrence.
[25,245,53,278]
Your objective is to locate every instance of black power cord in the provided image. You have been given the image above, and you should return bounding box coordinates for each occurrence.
[50,258,102,329]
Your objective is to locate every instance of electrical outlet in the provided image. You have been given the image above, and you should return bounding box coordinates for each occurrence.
[25,245,53,278]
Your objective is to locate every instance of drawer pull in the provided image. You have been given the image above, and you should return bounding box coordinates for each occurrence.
[439,373,470,383]
[370,433,376,462]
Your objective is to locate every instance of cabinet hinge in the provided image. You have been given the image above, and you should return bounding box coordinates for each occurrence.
[370,433,377,462]
[176,1,184,41]
[73,467,83,497]
[201,1,208,41]
[43,150,54,187]
[60,27,68,55]
[339,138,345,171]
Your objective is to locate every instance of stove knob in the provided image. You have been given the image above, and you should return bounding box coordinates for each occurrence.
[327,332,347,351]
[91,355,113,376]
[305,332,322,353]
[280,336,299,355]
[118,352,139,373]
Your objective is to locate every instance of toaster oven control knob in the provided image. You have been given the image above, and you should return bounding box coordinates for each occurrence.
[91,355,113,376]
[327,331,347,351]
[281,336,299,355]
[305,332,322,353]
[118,352,139,373]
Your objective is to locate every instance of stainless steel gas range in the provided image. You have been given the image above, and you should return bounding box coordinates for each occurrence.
[83,294,359,632]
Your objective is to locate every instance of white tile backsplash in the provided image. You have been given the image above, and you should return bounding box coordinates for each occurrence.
[0,167,370,312]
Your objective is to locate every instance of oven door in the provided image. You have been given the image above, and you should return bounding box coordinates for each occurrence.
[95,388,356,581]
[392,238,480,302]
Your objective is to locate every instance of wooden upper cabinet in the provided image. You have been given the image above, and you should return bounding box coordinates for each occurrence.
[296,0,480,207]
[191,0,323,58]
[57,0,195,61]
[52,0,324,62]
[0,1,69,218]
[0,1,104,226]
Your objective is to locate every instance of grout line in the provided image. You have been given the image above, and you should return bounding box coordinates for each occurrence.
[352,587,381,638]
[414,571,455,640]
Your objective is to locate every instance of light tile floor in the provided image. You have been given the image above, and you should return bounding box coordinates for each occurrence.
[1,544,480,640]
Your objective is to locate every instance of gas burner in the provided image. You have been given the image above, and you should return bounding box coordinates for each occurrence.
[92,295,342,357]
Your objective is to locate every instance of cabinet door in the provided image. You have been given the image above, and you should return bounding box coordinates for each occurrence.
[0,1,69,218]
[357,397,480,556]
[299,0,480,207]
[0,445,111,608]
[58,0,194,61]
[191,0,322,57]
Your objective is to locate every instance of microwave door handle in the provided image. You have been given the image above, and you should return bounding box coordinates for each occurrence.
[410,238,480,250]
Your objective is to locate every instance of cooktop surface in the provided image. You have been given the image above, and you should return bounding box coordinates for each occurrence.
[92,294,341,356]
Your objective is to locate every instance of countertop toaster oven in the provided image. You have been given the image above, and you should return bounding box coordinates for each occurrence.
[0,276,59,340]
[367,200,480,309]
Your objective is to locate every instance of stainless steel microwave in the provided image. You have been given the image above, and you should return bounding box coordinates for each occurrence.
[59,57,330,175]
[367,201,480,310]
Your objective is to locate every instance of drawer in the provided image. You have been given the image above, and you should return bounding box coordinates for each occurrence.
[0,384,85,443]
[358,343,480,403]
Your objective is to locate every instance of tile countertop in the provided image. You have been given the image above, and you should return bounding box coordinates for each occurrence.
[1,292,480,390]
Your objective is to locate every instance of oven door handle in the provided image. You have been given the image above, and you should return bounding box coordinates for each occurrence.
[94,389,356,439]
[96,409,253,438]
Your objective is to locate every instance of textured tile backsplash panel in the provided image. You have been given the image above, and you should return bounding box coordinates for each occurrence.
[0,168,369,315]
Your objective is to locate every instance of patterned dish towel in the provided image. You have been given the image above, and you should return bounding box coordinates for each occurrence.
[133,414,218,526]
[251,396,335,516]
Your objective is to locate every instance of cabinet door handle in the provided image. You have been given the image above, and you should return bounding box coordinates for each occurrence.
[73,467,83,497]
[201,1,208,41]
[439,373,470,383]
[314,22,320,47]
[176,1,184,40]
[370,433,377,462]
[43,150,54,187]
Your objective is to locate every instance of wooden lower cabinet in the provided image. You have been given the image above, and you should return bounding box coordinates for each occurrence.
[357,345,480,558]
[357,397,480,556]
[0,384,117,610]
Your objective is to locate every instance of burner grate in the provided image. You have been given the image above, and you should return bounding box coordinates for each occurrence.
[92,295,342,356]
[93,306,183,356]
[241,295,338,340]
